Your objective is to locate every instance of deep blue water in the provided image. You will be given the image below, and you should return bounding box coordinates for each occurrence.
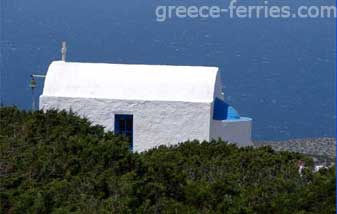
[0,0,335,140]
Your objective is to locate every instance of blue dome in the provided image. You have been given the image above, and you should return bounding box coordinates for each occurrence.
[213,98,241,120]
[227,106,240,119]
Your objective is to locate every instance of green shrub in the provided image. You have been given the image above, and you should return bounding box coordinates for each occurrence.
[0,107,335,213]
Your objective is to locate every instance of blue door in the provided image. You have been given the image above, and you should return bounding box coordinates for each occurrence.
[114,114,133,150]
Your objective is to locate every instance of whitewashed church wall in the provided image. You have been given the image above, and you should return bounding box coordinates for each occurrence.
[40,96,212,152]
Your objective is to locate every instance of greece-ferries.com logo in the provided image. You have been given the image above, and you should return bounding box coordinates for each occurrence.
[155,0,337,22]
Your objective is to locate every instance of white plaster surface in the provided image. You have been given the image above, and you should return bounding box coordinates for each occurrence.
[43,61,219,103]
[210,118,253,146]
[40,61,252,151]
[40,96,211,152]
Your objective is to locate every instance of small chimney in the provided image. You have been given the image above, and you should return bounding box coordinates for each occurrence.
[61,41,67,62]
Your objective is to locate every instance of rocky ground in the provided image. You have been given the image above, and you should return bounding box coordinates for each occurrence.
[254,138,336,166]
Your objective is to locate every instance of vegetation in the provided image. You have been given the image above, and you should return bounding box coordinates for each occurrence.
[0,107,335,214]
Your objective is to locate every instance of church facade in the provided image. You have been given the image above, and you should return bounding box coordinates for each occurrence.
[40,61,252,152]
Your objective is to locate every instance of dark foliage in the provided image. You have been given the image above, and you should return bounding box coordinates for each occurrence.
[0,107,335,213]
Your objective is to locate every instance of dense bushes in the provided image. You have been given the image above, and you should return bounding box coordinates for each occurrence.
[0,107,335,213]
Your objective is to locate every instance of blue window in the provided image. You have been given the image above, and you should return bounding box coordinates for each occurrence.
[115,114,133,150]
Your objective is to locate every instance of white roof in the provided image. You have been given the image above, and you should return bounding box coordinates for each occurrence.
[42,61,220,103]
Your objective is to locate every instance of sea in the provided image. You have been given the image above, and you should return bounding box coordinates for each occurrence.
[0,0,335,140]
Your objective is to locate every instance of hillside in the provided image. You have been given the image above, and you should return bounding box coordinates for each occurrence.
[0,107,335,213]
[255,138,336,166]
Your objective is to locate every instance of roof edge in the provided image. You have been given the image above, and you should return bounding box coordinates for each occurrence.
[50,60,219,71]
